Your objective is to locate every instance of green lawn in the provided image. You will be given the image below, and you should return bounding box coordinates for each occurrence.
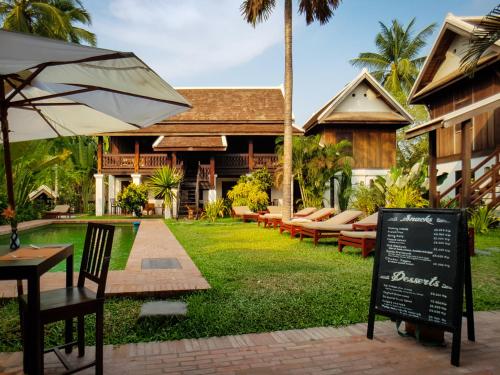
[0,220,498,352]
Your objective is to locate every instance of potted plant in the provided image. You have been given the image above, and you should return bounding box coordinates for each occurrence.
[148,166,184,219]
[117,183,148,217]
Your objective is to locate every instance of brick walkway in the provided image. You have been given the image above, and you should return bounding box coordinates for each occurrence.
[0,220,210,297]
[1,311,498,374]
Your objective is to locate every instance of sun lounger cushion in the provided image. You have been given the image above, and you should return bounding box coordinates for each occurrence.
[294,207,317,216]
[267,206,282,214]
[339,230,377,239]
[357,212,379,225]
[302,207,335,221]
[300,222,354,231]
[232,206,253,216]
[50,204,70,213]
[299,210,363,231]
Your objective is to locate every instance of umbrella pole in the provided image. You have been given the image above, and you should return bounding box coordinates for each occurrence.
[0,77,19,249]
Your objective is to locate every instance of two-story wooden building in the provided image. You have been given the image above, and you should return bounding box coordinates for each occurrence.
[95,87,302,216]
[303,69,413,206]
[406,14,499,208]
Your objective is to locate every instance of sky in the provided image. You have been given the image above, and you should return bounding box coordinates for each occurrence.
[84,0,498,126]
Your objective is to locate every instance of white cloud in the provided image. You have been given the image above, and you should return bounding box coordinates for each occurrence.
[91,0,283,80]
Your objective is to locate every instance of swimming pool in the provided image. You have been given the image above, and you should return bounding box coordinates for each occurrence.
[0,223,137,272]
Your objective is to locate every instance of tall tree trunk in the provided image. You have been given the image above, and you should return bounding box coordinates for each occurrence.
[282,0,293,221]
[0,78,19,249]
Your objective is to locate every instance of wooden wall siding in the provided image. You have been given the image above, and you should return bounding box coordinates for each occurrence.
[320,127,396,169]
[428,64,499,159]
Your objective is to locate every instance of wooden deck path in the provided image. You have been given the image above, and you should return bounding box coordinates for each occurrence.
[1,311,499,374]
[0,219,210,298]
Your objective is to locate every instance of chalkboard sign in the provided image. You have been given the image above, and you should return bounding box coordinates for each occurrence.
[367,208,475,367]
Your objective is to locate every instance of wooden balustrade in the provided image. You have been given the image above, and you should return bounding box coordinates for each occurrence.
[139,154,169,168]
[198,164,210,181]
[102,153,175,174]
[102,152,278,176]
[254,153,278,170]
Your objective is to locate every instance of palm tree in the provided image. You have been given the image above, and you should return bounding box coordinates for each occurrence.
[460,4,500,76]
[350,18,435,96]
[241,0,342,221]
[0,0,96,45]
[148,166,184,219]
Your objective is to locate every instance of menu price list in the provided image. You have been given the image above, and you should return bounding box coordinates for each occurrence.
[375,213,458,328]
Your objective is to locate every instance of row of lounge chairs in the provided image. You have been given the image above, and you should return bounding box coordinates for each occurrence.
[232,205,378,257]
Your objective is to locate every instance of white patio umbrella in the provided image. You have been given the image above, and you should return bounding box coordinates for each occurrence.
[0,29,191,248]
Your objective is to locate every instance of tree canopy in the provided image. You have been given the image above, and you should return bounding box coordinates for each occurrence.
[0,0,96,45]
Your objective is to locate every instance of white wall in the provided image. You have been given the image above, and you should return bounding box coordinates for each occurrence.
[336,82,393,113]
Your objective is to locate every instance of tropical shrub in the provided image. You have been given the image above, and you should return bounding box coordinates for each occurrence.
[351,183,385,215]
[335,163,353,211]
[250,167,273,191]
[374,161,429,208]
[275,135,352,208]
[148,166,184,218]
[468,206,499,234]
[202,199,228,222]
[117,184,148,217]
[385,185,428,208]
[227,174,269,212]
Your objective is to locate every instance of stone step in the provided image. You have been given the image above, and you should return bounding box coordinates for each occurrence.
[138,301,187,319]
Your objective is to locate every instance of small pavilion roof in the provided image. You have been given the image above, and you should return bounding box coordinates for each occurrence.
[28,185,58,201]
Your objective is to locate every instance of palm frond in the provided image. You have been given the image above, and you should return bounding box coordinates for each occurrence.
[460,4,500,76]
[298,0,341,25]
[240,0,276,26]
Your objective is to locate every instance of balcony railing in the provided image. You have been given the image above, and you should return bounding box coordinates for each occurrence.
[102,153,180,174]
[102,152,278,175]
[215,153,278,172]
[254,153,279,170]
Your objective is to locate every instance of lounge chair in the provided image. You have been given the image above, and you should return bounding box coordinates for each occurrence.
[43,204,70,219]
[259,206,319,228]
[279,207,336,238]
[338,230,377,257]
[298,210,367,245]
[232,206,259,222]
[257,206,281,227]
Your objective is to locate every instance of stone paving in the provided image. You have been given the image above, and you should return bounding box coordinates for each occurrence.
[1,311,499,374]
[0,219,210,298]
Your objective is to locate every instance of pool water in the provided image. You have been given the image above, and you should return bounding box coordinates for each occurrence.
[0,224,137,272]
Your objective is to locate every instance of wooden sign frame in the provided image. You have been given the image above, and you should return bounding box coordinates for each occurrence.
[367,208,475,366]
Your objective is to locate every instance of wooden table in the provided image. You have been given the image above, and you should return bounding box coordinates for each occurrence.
[0,244,74,375]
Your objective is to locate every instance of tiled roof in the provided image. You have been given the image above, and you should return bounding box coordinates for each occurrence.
[153,136,226,151]
[100,88,304,136]
[110,123,301,136]
[165,88,284,122]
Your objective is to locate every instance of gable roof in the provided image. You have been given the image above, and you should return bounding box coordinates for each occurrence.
[28,185,58,201]
[100,87,303,136]
[408,13,500,104]
[303,69,413,132]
